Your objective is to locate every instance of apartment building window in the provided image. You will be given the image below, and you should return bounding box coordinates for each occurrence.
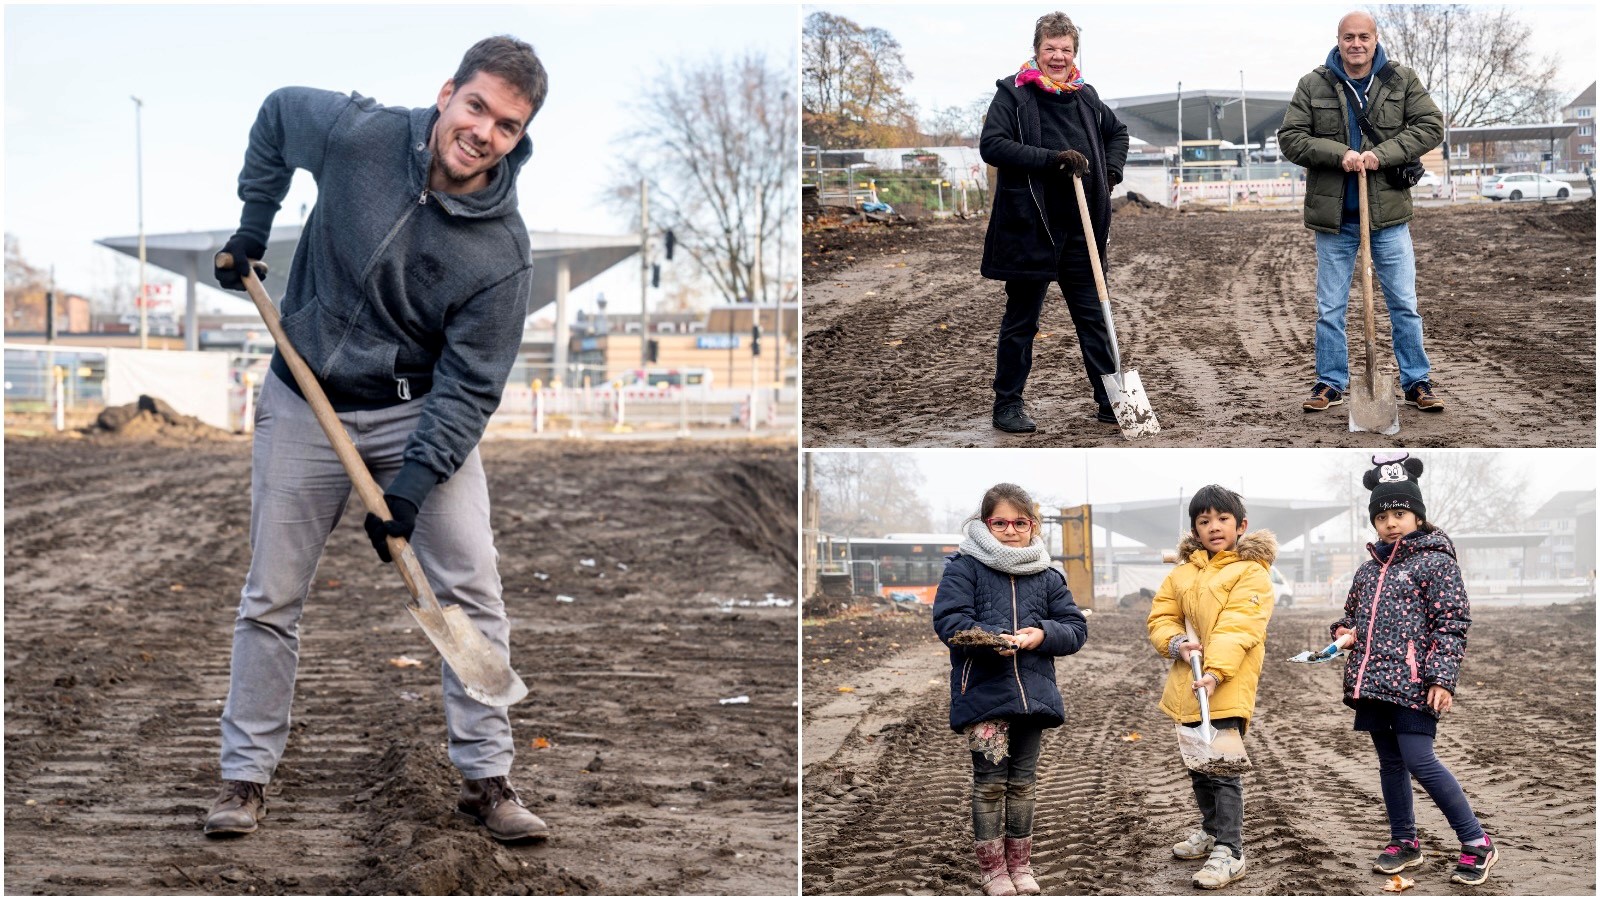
[1581,125,1594,137]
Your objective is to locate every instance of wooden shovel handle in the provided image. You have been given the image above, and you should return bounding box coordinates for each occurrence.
[1356,174,1377,390]
[1071,174,1124,378]
[218,251,441,613]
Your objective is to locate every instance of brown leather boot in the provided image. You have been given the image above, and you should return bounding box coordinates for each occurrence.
[204,780,266,836]
[976,837,1018,896]
[457,775,551,842]
[1006,835,1040,894]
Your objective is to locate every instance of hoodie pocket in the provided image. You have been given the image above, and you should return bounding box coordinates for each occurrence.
[1405,640,1421,683]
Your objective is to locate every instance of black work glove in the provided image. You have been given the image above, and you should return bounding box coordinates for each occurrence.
[364,496,418,564]
[1055,149,1090,176]
[215,233,267,291]
[1108,168,1123,188]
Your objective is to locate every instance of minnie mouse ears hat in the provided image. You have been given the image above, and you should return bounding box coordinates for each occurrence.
[1363,451,1426,522]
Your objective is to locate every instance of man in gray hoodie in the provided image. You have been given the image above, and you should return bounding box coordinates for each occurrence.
[205,35,549,843]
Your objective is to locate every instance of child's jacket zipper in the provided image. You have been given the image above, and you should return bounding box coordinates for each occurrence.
[1353,536,1403,698]
[1009,576,1030,710]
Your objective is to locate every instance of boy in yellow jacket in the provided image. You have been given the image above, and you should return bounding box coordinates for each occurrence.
[1146,485,1277,891]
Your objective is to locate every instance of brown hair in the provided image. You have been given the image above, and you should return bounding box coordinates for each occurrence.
[1033,12,1079,54]
[452,35,549,124]
[973,483,1041,525]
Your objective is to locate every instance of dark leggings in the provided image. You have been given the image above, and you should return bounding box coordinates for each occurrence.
[1371,730,1485,844]
[970,724,1043,841]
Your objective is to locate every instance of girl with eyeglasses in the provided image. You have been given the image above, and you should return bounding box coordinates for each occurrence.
[933,482,1087,896]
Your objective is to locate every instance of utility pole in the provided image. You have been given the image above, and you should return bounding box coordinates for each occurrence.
[1443,9,1452,196]
[132,95,147,350]
[1240,70,1248,176]
[1175,82,1183,210]
[639,177,650,369]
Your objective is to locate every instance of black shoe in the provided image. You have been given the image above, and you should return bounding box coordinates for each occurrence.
[1373,838,1423,874]
[1303,382,1344,412]
[1450,837,1498,885]
[993,405,1036,433]
[1095,405,1118,424]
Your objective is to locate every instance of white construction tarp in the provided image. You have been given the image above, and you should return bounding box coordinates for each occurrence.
[105,348,233,431]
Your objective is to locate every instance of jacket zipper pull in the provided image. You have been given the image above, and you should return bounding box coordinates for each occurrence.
[418,190,428,206]
[397,378,411,401]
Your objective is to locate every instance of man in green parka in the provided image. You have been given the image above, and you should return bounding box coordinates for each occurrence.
[1277,11,1445,415]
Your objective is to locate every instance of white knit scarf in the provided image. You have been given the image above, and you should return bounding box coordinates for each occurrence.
[959,518,1052,575]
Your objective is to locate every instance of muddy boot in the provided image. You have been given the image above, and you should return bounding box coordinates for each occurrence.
[204,780,266,836]
[1005,835,1039,895]
[975,837,1018,896]
[457,775,551,842]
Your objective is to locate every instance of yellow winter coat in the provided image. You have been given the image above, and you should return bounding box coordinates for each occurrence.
[1146,530,1277,726]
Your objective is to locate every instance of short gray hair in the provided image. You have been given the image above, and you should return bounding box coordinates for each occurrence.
[1033,12,1079,54]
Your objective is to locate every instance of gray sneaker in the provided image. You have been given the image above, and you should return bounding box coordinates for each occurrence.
[1172,831,1216,860]
[1192,846,1246,890]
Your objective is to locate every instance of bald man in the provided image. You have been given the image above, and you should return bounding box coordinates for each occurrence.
[1277,11,1444,417]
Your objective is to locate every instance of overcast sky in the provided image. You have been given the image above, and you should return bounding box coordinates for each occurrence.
[3,4,795,317]
[815,448,1597,548]
[810,3,1595,120]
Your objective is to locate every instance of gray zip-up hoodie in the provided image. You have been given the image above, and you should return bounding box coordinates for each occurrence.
[236,87,534,508]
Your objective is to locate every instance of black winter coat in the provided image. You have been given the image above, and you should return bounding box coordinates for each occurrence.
[978,77,1129,280]
[932,553,1088,732]
[1331,529,1469,717]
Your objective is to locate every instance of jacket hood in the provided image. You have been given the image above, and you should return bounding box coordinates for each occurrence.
[1176,529,1278,567]
[409,105,531,219]
[1325,42,1390,85]
[1368,527,1457,563]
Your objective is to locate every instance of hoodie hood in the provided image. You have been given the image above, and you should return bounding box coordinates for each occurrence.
[409,105,531,219]
[1325,42,1389,87]
[1368,527,1457,563]
[1177,529,1278,568]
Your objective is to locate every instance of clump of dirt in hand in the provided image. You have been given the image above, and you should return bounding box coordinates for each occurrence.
[948,628,1015,651]
[87,395,231,441]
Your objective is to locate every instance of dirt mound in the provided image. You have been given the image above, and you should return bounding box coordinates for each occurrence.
[1111,191,1169,215]
[88,395,232,441]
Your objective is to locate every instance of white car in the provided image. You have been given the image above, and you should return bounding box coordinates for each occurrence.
[1481,172,1571,201]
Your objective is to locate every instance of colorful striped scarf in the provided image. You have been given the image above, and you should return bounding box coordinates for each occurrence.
[1015,58,1084,94]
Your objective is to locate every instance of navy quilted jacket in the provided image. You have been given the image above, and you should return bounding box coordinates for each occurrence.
[1331,529,1469,717]
[932,553,1088,732]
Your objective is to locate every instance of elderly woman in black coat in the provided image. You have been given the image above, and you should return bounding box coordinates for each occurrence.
[980,11,1129,434]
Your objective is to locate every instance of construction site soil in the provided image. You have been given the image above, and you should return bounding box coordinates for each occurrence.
[5,431,798,895]
[802,200,1596,447]
[801,601,1596,896]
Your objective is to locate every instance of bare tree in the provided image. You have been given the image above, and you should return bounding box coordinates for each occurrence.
[608,52,796,309]
[1374,5,1562,126]
[813,452,935,537]
[1324,451,1530,538]
[802,12,919,148]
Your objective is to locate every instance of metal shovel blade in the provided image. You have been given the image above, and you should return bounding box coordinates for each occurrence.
[408,603,529,707]
[1347,372,1400,435]
[1175,722,1253,776]
[1102,370,1161,439]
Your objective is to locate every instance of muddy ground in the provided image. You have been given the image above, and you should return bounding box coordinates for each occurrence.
[802,601,1596,896]
[801,200,1596,447]
[4,430,798,895]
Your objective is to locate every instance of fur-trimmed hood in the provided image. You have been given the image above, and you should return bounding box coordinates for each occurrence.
[1176,529,1278,567]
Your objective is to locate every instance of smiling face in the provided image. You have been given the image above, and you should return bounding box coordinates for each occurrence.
[987,500,1036,548]
[428,71,533,195]
[1035,34,1077,82]
[1337,12,1378,77]
[1193,508,1245,554]
[1373,508,1419,543]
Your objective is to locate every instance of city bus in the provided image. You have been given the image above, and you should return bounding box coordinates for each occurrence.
[816,534,962,604]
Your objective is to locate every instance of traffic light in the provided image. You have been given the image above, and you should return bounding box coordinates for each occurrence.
[651,263,660,288]
[751,323,762,357]
[665,229,676,261]
[647,339,659,364]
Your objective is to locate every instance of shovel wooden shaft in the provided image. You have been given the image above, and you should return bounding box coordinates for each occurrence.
[1071,175,1124,379]
[1357,174,1377,394]
[219,252,442,617]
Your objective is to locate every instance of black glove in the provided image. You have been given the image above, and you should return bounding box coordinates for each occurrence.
[1056,149,1090,176]
[215,233,267,291]
[364,496,418,563]
[1108,168,1123,188]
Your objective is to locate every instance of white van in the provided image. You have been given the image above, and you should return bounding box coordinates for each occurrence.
[1269,566,1294,607]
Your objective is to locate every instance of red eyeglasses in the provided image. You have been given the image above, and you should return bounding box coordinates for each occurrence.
[986,517,1034,533]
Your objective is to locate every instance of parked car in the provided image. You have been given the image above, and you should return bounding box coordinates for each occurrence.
[1481,172,1571,201]
[1414,171,1441,189]
[1269,565,1294,607]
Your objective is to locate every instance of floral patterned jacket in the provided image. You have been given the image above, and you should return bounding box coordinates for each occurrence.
[1331,529,1470,717]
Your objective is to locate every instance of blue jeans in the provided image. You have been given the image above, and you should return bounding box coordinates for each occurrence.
[1372,730,1485,844]
[1313,221,1431,393]
[971,723,1043,840]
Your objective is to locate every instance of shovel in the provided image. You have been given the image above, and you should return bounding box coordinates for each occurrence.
[218,252,529,708]
[1287,631,1355,664]
[1174,621,1252,776]
[1346,173,1400,435]
[1071,174,1160,439]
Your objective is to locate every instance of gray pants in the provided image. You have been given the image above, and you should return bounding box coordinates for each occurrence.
[219,370,513,783]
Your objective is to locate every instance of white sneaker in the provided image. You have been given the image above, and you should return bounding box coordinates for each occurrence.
[1192,846,1246,890]
[1172,831,1216,860]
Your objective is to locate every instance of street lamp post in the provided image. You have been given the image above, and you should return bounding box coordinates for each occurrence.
[132,95,147,350]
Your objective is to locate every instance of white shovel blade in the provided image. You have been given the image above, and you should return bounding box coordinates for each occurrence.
[1102,370,1161,439]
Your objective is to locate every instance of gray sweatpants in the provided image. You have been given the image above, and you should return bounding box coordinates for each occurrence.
[219,370,514,783]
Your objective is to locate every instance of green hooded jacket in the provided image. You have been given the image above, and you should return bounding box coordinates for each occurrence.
[1277,59,1443,233]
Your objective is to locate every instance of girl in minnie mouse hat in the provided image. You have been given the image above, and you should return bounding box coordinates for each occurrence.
[1330,452,1497,886]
